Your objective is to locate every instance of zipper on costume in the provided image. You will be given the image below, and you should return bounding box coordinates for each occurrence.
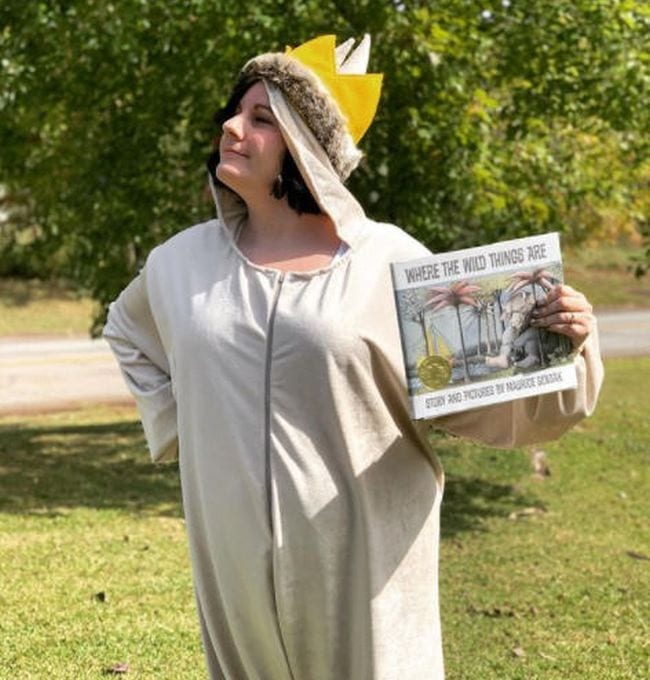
[263,271,297,679]
[264,271,285,531]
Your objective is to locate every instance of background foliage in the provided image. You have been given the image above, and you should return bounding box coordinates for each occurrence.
[1,0,648,331]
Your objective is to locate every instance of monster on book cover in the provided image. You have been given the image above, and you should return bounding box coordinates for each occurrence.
[391,233,577,419]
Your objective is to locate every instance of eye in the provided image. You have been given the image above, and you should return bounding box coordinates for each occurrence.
[255,116,274,125]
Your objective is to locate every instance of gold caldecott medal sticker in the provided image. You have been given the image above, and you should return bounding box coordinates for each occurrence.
[417,355,451,390]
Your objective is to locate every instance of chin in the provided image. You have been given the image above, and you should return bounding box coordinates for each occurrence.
[216,164,243,191]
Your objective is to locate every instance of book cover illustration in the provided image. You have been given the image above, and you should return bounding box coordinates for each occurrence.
[391,233,577,419]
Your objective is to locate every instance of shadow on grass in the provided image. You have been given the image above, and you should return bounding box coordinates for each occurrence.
[435,436,542,538]
[0,419,182,517]
[440,473,540,538]
[0,419,540,531]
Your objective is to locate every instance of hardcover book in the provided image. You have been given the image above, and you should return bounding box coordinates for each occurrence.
[391,232,577,419]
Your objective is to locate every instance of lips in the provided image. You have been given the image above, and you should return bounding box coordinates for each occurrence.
[222,147,248,158]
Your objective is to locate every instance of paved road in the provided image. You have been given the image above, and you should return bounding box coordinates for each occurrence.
[596,310,650,358]
[0,309,648,417]
[0,336,134,416]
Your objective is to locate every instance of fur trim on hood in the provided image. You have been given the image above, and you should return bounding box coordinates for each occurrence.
[240,53,362,180]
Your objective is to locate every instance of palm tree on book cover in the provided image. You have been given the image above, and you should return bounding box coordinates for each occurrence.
[471,294,498,356]
[424,281,481,383]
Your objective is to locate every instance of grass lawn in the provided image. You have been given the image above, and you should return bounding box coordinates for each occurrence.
[0,278,97,337]
[563,243,650,310]
[0,242,648,337]
[0,406,204,679]
[438,357,649,679]
[1,359,648,678]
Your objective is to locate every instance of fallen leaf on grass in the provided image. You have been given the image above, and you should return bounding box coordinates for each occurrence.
[529,446,551,479]
[508,507,547,520]
[486,605,517,618]
[104,662,129,674]
[467,604,539,619]
[512,646,525,658]
[626,550,649,561]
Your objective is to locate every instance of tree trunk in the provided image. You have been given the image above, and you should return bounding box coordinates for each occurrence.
[455,306,471,382]
[485,304,494,354]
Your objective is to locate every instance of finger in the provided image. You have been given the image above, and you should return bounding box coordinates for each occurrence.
[540,283,587,306]
[545,321,590,348]
[532,311,594,335]
[542,284,572,304]
[531,310,581,328]
[532,311,594,349]
[534,298,590,318]
[534,289,592,318]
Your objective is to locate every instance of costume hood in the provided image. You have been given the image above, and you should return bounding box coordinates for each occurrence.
[208,35,383,251]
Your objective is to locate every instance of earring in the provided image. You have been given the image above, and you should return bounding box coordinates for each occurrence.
[271,174,284,199]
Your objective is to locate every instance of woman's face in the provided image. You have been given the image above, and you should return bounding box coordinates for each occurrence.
[216,81,287,196]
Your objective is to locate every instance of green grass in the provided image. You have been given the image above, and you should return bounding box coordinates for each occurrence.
[439,357,649,679]
[1,361,648,678]
[563,242,650,310]
[0,278,96,337]
[0,406,205,679]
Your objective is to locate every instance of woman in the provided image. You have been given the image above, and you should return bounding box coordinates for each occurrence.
[104,35,603,680]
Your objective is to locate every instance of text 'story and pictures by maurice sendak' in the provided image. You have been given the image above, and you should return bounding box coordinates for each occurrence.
[391,233,577,419]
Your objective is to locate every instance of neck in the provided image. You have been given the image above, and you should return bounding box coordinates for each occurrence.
[242,191,338,249]
[227,188,342,269]
[245,192,304,241]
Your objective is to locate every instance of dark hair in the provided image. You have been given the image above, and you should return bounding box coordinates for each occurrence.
[206,75,321,215]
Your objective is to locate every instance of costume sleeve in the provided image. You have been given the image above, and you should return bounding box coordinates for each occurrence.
[103,267,178,463]
[433,326,604,448]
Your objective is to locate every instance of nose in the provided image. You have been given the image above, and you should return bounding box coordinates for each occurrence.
[222,112,244,140]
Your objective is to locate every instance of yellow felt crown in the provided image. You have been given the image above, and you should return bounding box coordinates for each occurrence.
[285,35,383,143]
